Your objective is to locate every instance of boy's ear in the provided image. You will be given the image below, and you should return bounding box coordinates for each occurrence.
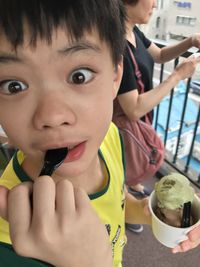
[112,56,123,99]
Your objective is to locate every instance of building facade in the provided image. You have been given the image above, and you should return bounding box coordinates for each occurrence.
[142,0,200,42]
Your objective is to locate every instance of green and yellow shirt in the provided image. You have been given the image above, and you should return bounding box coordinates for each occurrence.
[0,123,126,267]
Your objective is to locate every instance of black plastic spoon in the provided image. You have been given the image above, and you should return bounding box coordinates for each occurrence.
[30,148,68,207]
[40,147,68,176]
[181,201,191,228]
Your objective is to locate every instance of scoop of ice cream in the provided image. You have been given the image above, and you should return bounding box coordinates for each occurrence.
[155,207,184,227]
[155,173,195,210]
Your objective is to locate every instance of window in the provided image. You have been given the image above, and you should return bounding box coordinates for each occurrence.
[189,18,197,26]
[176,15,196,26]
[156,17,161,28]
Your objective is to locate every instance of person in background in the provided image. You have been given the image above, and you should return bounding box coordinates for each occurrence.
[113,0,200,233]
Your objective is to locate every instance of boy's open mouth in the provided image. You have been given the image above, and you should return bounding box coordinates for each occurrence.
[40,140,86,175]
[41,141,86,167]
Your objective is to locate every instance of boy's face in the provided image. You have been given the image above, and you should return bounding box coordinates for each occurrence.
[0,28,122,179]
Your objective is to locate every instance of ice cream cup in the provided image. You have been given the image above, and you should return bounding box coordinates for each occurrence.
[149,190,200,248]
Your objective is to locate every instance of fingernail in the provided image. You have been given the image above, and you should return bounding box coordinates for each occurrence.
[172,247,179,254]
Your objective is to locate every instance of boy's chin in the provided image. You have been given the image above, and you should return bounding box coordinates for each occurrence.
[53,163,83,181]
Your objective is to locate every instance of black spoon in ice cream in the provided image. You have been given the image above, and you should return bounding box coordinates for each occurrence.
[181,202,191,228]
[40,147,68,176]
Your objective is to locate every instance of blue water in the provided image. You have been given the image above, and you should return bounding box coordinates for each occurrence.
[155,81,200,174]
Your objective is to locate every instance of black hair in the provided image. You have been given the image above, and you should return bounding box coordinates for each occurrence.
[122,0,138,4]
[0,0,126,66]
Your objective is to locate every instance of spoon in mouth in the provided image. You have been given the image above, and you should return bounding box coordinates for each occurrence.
[40,147,68,176]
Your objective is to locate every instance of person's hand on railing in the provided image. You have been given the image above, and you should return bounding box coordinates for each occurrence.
[191,33,200,49]
[173,55,200,81]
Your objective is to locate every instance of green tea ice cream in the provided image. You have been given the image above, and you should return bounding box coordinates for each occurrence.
[155,173,195,227]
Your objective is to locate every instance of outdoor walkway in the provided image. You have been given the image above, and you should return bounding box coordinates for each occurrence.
[123,224,200,267]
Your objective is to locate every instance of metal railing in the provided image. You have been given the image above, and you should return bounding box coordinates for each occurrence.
[153,40,200,187]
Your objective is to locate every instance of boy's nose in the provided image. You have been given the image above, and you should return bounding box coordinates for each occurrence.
[33,92,76,130]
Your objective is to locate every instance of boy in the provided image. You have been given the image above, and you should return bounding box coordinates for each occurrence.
[0,0,198,266]
[0,0,150,266]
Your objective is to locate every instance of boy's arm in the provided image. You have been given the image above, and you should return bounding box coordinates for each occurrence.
[0,177,112,267]
[125,188,151,225]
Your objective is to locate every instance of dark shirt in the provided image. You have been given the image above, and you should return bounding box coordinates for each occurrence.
[118,26,154,121]
[0,242,53,267]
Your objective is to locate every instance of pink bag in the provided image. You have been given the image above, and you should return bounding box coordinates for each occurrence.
[113,102,164,186]
[112,44,164,186]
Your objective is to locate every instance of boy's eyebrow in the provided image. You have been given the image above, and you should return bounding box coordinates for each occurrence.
[58,41,101,55]
[0,53,21,64]
[0,41,102,64]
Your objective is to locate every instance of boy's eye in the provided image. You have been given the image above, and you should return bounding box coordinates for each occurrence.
[68,68,94,84]
[0,80,28,95]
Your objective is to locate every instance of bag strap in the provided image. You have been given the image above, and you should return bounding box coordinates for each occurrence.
[119,127,157,165]
[127,45,145,94]
[127,44,152,125]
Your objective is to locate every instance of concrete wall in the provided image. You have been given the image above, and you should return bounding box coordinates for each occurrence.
[142,0,200,42]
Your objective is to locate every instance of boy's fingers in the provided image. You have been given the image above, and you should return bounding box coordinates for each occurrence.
[74,186,91,211]
[32,176,55,220]
[0,185,9,220]
[8,182,33,236]
[56,179,76,215]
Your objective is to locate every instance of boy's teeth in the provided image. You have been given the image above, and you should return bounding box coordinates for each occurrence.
[68,145,75,150]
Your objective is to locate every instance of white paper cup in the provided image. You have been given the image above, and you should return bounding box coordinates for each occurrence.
[148,191,200,248]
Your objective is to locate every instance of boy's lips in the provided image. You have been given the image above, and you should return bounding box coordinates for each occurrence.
[40,141,86,163]
[64,141,86,163]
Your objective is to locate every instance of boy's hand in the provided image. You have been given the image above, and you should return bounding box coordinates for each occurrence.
[172,224,200,253]
[172,193,200,254]
[0,177,112,267]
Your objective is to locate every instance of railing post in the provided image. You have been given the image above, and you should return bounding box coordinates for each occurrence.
[164,58,179,146]
[185,105,200,174]
[173,77,191,163]
[155,63,164,131]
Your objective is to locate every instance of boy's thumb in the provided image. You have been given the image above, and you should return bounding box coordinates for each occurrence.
[0,185,9,221]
